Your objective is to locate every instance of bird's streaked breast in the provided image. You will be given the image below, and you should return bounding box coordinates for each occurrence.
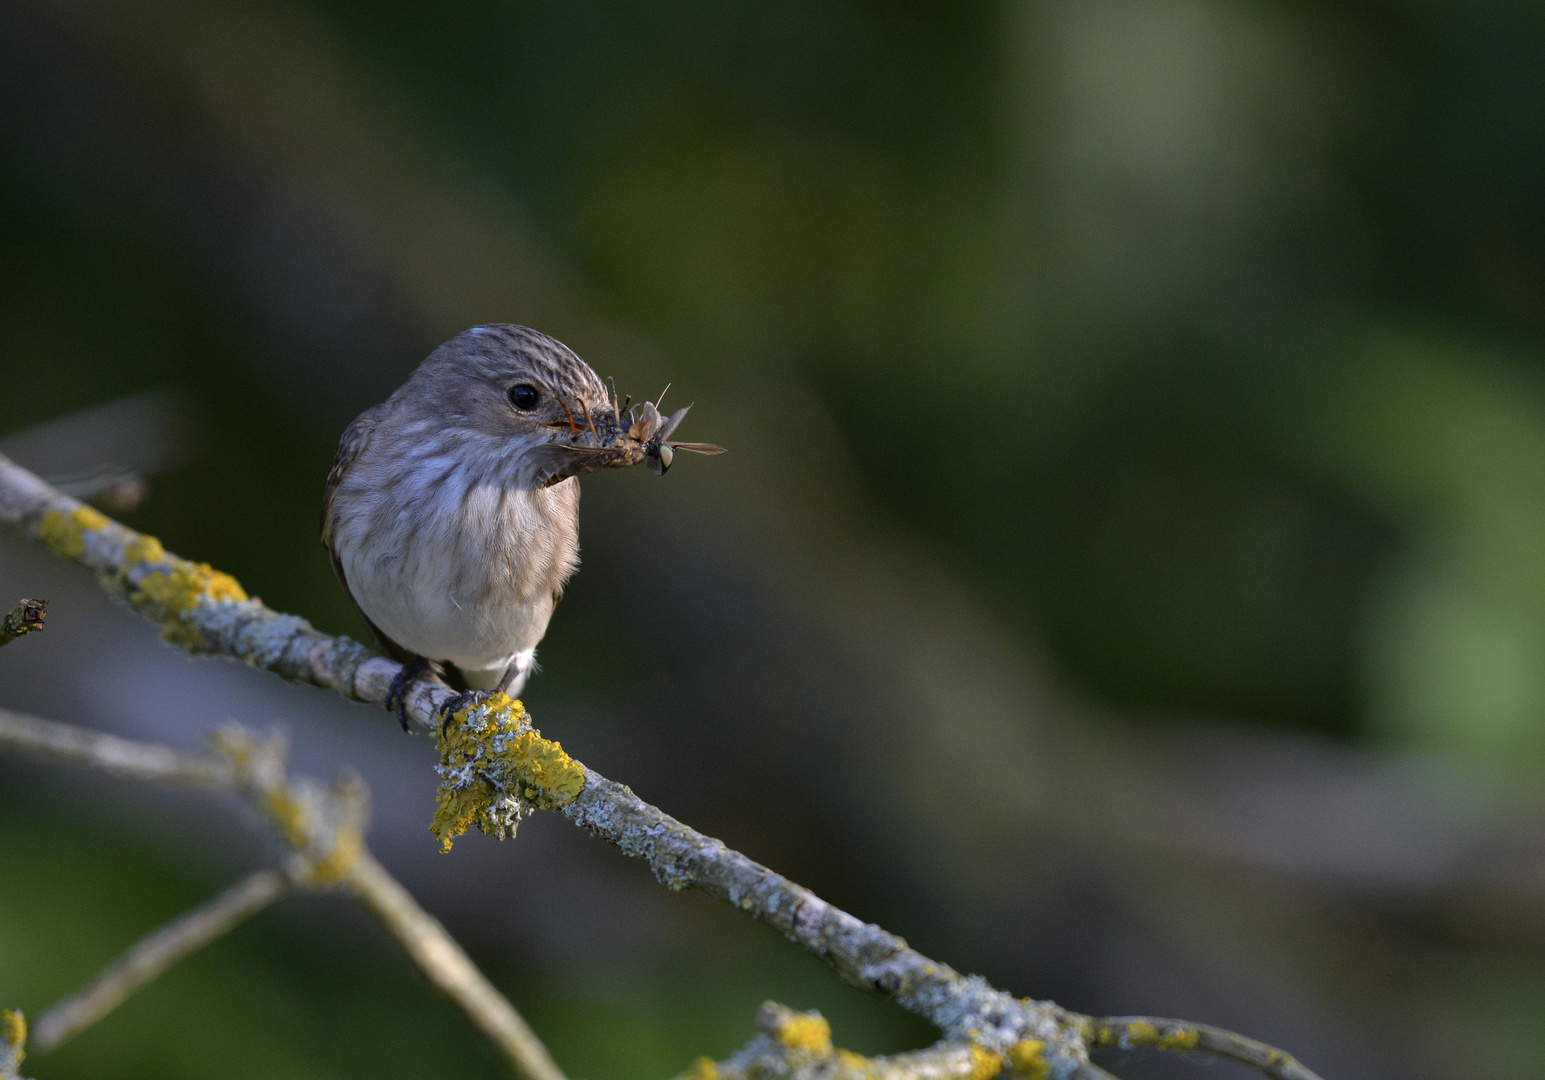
[330,428,581,672]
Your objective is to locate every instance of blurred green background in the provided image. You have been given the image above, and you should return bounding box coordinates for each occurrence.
[4,0,1545,1077]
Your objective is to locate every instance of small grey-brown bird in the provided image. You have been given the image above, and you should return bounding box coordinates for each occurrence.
[322,324,721,727]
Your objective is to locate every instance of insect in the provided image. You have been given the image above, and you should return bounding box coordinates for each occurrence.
[531,385,725,487]
[628,399,726,475]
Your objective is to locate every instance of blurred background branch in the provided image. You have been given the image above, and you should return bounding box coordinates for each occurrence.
[0,706,565,1080]
[689,1002,1066,1080]
[0,1011,26,1080]
[31,870,291,1054]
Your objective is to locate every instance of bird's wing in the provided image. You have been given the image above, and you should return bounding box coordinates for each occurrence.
[321,411,376,550]
[320,409,418,665]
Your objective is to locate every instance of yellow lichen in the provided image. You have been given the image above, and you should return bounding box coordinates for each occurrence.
[1121,1020,1198,1051]
[131,556,249,645]
[431,788,486,854]
[116,529,249,643]
[302,825,362,886]
[1152,1026,1199,1052]
[39,505,108,558]
[1091,1021,1199,1054]
[213,728,253,770]
[123,534,166,566]
[1124,1021,1159,1044]
[38,509,249,647]
[1007,1039,1048,1078]
[135,560,248,613]
[776,1012,832,1054]
[964,1045,1004,1080]
[261,788,311,849]
[504,729,586,806]
[209,730,358,885]
[1,1008,24,1065]
[834,1048,870,1071]
[431,694,586,853]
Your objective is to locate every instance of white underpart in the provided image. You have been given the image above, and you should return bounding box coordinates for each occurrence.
[331,429,579,691]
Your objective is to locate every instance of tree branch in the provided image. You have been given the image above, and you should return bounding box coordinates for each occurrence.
[0,706,230,787]
[31,870,289,1052]
[0,452,1324,1080]
[685,1003,1134,1080]
[345,849,566,1080]
[0,1010,27,1080]
[0,599,45,647]
[686,1002,1082,1080]
[0,707,565,1080]
[1087,1018,1322,1080]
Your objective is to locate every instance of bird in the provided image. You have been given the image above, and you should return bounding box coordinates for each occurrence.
[322,323,721,729]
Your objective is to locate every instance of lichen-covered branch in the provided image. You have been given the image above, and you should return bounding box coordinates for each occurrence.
[0,453,1324,1080]
[0,599,45,647]
[0,1010,27,1080]
[567,758,1090,1053]
[0,453,418,728]
[31,870,289,1053]
[0,707,564,1080]
[683,1003,1056,1080]
[1086,1018,1321,1080]
[432,693,585,850]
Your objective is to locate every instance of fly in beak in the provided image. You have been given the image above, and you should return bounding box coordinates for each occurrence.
[531,395,724,486]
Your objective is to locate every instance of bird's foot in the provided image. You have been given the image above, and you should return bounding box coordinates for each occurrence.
[385,656,434,733]
[435,688,494,740]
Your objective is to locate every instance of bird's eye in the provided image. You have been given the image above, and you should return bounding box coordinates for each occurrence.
[508,384,540,410]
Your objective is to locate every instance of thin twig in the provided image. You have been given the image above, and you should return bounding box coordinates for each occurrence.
[345,850,567,1080]
[0,706,229,787]
[0,599,45,647]
[31,869,288,1052]
[0,1009,25,1080]
[1087,1017,1325,1080]
[694,1002,1096,1080]
[0,709,565,1080]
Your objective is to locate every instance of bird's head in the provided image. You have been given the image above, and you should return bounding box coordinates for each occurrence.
[405,324,722,487]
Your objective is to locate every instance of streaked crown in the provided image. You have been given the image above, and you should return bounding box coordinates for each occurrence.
[431,324,611,411]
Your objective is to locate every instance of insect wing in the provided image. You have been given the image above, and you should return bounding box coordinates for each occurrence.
[528,443,632,486]
[629,401,662,441]
[656,403,693,442]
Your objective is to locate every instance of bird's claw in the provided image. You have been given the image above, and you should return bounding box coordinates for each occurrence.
[435,689,493,739]
[385,656,434,733]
